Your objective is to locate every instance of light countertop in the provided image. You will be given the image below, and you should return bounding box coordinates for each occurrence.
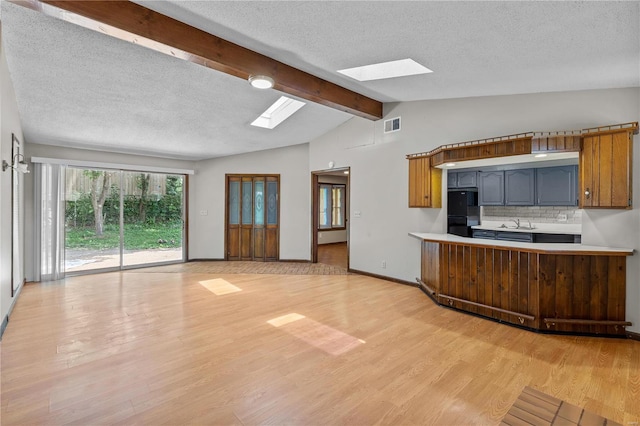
[471,221,581,235]
[409,232,633,255]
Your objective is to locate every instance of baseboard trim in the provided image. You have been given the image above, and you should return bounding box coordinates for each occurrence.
[627,330,640,341]
[348,268,417,287]
[1,278,27,340]
[0,315,8,340]
[188,258,225,262]
[188,258,311,263]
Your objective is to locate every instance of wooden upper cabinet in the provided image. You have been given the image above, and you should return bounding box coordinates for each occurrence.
[408,156,442,208]
[408,122,637,209]
[580,130,633,209]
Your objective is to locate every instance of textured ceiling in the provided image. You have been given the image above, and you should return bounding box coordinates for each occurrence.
[2,1,639,160]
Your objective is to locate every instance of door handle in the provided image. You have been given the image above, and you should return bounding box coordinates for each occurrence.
[584,188,590,199]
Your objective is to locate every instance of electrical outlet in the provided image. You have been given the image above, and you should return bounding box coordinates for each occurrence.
[200,210,208,216]
[558,214,567,222]
[381,261,386,269]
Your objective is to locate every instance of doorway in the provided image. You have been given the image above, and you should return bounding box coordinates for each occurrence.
[225,174,280,261]
[311,168,350,269]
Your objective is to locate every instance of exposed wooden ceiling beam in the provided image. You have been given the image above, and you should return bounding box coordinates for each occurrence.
[10,0,383,120]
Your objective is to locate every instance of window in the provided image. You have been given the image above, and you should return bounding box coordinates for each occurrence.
[319,184,345,230]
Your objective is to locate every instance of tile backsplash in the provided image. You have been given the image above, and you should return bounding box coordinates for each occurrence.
[482,205,582,224]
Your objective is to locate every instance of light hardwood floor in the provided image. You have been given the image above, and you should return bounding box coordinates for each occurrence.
[1,266,639,425]
[317,242,348,269]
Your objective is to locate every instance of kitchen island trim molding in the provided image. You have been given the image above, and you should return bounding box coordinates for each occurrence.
[409,232,633,255]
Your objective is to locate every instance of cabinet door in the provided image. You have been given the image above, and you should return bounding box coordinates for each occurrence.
[472,229,496,239]
[505,169,535,206]
[408,157,442,208]
[478,171,505,206]
[536,166,577,206]
[580,132,632,208]
[495,231,533,242]
[447,172,458,188]
[456,171,477,188]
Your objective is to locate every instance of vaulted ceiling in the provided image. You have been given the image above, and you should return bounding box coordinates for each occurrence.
[2,1,639,160]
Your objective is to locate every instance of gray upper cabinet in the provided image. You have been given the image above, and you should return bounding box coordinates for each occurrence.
[456,171,477,188]
[448,171,478,188]
[447,172,458,188]
[536,166,577,206]
[505,169,535,205]
[478,171,505,205]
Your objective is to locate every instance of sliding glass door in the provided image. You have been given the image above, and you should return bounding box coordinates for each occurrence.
[123,172,184,267]
[64,167,185,273]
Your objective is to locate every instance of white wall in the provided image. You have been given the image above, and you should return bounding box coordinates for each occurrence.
[0,23,25,329]
[189,143,310,260]
[309,87,640,332]
[318,230,347,245]
[23,143,196,281]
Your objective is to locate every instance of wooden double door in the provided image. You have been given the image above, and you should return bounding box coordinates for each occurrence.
[226,175,279,261]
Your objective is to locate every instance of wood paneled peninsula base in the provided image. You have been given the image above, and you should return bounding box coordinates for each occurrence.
[410,233,634,336]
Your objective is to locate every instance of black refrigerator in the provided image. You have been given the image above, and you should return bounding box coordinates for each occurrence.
[447,190,480,237]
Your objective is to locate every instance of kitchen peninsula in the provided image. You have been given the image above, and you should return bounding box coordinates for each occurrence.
[410,232,633,336]
[407,122,638,337]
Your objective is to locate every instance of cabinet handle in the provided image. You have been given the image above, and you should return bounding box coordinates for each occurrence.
[584,188,590,199]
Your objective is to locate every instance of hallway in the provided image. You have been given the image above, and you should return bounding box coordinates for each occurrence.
[317,242,347,269]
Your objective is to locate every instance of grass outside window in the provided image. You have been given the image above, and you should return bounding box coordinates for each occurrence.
[66,222,182,250]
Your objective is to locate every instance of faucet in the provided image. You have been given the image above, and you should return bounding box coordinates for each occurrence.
[510,219,520,228]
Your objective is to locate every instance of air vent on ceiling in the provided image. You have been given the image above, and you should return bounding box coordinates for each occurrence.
[384,117,401,133]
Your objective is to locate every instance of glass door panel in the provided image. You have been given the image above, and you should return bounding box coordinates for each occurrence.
[265,177,278,260]
[123,172,184,267]
[267,181,278,225]
[253,179,265,260]
[229,180,240,225]
[64,167,121,273]
[254,181,264,225]
[227,177,241,260]
[242,181,253,225]
[240,179,253,260]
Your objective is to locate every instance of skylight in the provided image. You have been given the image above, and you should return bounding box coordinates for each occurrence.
[251,96,305,129]
[337,58,433,82]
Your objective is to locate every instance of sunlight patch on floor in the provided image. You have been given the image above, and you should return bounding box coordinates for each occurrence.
[267,313,306,327]
[199,278,242,295]
[267,313,365,355]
